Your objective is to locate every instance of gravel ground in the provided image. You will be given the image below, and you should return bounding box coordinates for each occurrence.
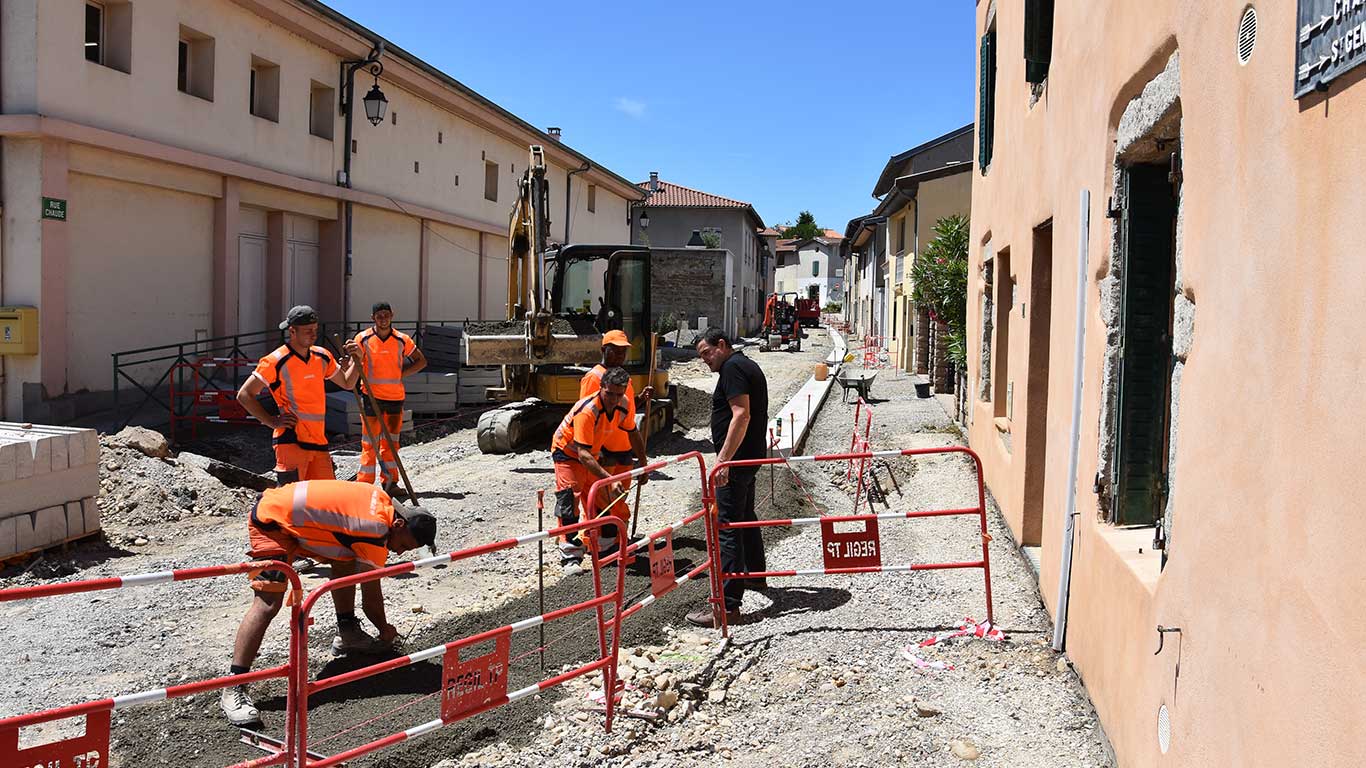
[0,333,828,766]
[0,336,1112,767]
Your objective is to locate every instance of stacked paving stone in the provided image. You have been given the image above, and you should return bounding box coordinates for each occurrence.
[0,422,100,559]
[324,393,416,439]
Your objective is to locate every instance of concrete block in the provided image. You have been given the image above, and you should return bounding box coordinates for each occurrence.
[34,505,67,546]
[82,497,101,534]
[66,501,86,538]
[67,432,86,467]
[14,513,35,553]
[0,516,15,557]
[29,437,50,474]
[49,434,68,472]
[82,430,100,467]
[15,438,33,479]
[0,442,15,484]
[0,466,101,519]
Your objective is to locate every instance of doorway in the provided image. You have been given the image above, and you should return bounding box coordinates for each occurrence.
[1114,163,1177,526]
[1020,222,1053,545]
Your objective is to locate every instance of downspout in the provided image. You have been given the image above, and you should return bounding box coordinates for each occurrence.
[565,162,590,243]
[1052,189,1090,651]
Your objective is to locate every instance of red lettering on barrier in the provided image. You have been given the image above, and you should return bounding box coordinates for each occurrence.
[648,531,676,597]
[821,518,882,570]
[1,710,110,768]
[441,629,511,723]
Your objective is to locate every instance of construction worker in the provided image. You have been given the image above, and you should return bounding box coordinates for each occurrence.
[352,302,427,495]
[579,330,653,534]
[221,479,438,726]
[550,366,645,574]
[237,305,360,485]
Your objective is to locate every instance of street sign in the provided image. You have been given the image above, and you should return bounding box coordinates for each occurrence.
[41,197,67,221]
[1296,0,1366,97]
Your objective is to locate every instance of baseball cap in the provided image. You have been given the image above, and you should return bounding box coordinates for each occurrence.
[601,329,631,348]
[279,305,319,330]
[396,505,438,555]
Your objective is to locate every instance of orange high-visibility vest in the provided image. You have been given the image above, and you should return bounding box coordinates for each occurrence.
[252,345,338,450]
[579,365,637,464]
[550,392,633,464]
[354,328,417,401]
[251,480,395,567]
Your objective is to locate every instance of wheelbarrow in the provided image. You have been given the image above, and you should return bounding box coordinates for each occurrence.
[835,370,877,404]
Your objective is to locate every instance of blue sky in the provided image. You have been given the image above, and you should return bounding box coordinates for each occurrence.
[322,1,975,231]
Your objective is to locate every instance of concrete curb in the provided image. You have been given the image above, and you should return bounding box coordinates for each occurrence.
[769,328,847,458]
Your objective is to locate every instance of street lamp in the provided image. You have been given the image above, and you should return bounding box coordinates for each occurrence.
[639,209,650,230]
[338,43,386,323]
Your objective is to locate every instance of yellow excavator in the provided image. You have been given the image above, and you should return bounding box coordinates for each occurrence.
[464,146,672,453]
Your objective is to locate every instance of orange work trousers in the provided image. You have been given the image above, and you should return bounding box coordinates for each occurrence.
[273,444,335,484]
[357,411,404,485]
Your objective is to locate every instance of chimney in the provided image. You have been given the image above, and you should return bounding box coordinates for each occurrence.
[649,171,659,193]
[547,127,562,140]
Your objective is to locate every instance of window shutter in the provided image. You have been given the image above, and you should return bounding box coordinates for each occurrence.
[978,32,994,171]
[1024,0,1055,84]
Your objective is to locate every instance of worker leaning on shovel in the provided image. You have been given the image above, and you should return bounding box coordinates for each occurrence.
[578,330,654,535]
[352,301,427,497]
[550,365,646,575]
[237,305,361,485]
[221,479,438,727]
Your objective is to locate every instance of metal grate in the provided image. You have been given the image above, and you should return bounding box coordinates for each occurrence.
[1157,703,1172,754]
[1237,6,1258,64]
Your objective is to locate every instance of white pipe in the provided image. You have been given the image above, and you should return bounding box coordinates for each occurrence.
[1052,189,1090,652]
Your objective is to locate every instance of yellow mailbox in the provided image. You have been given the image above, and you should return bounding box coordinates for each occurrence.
[0,306,38,355]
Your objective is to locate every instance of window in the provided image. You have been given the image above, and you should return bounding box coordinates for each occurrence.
[992,249,1012,416]
[85,3,103,63]
[414,161,420,174]
[587,184,597,213]
[177,26,214,101]
[249,56,279,122]
[309,81,334,139]
[812,260,820,277]
[484,161,499,202]
[896,216,906,253]
[85,1,131,73]
[391,111,398,126]
[978,22,997,171]
[1024,0,1055,85]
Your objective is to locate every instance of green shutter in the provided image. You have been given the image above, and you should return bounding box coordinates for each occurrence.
[1024,0,1055,84]
[1114,165,1177,526]
[978,31,995,171]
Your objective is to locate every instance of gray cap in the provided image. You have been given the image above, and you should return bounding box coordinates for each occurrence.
[279,305,319,330]
[396,505,438,555]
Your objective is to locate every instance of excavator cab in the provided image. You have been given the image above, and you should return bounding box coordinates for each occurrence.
[548,245,652,368]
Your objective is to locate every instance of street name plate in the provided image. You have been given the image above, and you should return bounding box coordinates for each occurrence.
[1297,0,1366,97]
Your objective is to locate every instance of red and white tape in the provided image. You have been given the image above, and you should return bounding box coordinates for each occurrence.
[899,617,1004,671]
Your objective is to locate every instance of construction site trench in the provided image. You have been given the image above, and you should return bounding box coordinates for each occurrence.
[1,328,1113,767]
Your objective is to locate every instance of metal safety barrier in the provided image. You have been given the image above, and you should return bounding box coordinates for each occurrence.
[705,447,993,637]
[0,561,304,768]
[284,514,629,768]
[582,451,723,624]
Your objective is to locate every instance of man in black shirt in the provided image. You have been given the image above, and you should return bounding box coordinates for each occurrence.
[688,327,769,627]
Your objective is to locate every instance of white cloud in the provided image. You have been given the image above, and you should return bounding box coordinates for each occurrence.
[614,97,646,118]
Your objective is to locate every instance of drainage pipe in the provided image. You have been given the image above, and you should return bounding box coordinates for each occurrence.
[1052,188,1089,651]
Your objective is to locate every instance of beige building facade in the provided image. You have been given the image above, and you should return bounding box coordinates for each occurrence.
[0,0,640,421]
[969,0,1366,765]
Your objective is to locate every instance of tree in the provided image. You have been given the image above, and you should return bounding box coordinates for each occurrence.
[910,214,970,367]
[780,211,822,240]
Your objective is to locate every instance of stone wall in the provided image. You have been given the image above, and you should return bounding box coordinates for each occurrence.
[649,248,730,336]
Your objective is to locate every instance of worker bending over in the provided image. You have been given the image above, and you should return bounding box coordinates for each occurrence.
[221,479,437,726]
[578,330,653,533]
[237,305,360,485]
[550,366,645,574]
[352,301,427,495]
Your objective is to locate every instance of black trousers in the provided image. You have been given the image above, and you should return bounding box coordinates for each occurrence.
[715,466,765,610]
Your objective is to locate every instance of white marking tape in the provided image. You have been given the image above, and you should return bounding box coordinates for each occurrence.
[408,644,446,664]
[899,618,1005,673]
[112,689,167,709]
[121,572,175,587]
[791,517,822,527]
[516,531,549,545]
[404,718,443,738]
[636,595,657,609]
[412,553,452,570]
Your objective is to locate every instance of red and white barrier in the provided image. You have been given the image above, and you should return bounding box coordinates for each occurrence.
[0,560,304,768]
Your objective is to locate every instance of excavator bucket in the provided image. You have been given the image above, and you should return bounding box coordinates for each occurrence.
[462,318,603,366]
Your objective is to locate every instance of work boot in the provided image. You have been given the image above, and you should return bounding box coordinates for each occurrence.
[331,624,382,656]
[685,606,742,629]
[220,684,261,726]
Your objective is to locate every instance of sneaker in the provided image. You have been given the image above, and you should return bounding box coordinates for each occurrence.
[331,625,381,656]
[559,538,585,558]
[561,558,585,576]
[685,606,742,629]
[220,684,260,726]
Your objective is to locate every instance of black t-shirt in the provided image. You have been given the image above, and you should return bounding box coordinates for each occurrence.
[711,351,769,461]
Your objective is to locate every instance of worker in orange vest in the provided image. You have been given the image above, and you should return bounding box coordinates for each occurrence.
[550,366,645,574]
[237,306,360,485]
[352,302,427,495]
[221,479,438,726]
[579,330,653,534]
